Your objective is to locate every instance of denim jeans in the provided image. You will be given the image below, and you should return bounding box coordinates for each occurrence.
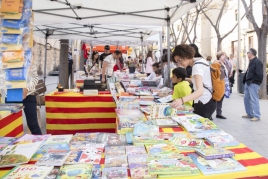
[244,83,261,119]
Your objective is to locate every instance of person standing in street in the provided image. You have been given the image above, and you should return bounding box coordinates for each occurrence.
[242,48,263,122]
[99,45,112,68]
[101,50,122,83]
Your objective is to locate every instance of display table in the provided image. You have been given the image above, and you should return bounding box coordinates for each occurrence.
[0,110,23,137]
[45,92,117,135]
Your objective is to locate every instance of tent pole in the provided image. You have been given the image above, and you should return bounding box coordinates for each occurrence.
[44,31,48,84]
[159,30,164,78]
[141,36,144,74]
[166,9,171,88]
[90,41,93,59]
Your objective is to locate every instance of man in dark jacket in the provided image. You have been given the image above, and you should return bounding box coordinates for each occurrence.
[242,48,263,121]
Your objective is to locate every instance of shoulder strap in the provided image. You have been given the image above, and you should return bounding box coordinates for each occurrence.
[194,61,213,94]
[194,62,210,67]
[88,62,96,71]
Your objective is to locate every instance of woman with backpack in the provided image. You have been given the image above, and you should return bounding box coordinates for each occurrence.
[170,44,216,120]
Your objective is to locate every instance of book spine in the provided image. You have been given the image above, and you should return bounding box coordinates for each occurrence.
[205,153,235,160]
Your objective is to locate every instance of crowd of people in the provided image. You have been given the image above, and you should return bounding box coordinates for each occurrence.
[83,44,264,122]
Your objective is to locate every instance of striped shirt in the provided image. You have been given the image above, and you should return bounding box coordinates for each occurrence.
[26,64,39,96]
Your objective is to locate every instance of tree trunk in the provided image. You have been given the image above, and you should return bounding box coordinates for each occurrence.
[217,38,222,52]
[59,39,69,89]
[257,30,268,99]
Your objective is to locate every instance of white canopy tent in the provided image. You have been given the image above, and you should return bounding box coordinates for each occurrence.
[32,0,203,85]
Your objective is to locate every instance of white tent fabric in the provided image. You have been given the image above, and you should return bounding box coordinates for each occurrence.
[33,0,202,26]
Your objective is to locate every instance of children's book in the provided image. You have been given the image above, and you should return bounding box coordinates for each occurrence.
[0,142,43,168]
[128,154,148,167]
[45,135,73,145]
[177,105,194,115]
[133,133,173,146]
[126,146,146,155]
[188,130,226,139]
[70,133,100,145]
[65,144,103,165]
[129,80,142,87]
[206,133,239,147]
[139,107,151,114]
[188,153,247,175]
[2,164,53,179]
[104,155,128,168]
[133,123,159,137]
[97,133,127,146]
[36,150,71,167]
[118,96,137,102]
[157,95,173,103]
[101,167,128,179]
[11,134,51,145]
[153,119,178,127]
[171,137,204,150]
[0,137,16,151]
[126,132,133,144]
[129,166,157,179]
[105,146,125,155]
[172,115,198,124]
[205,158,241,171]
[195,148,235,160]
[145,143,179,156]
[116,101,140,109]
[115,109,144,117]
[44,167,61,179]
[118,116,146,128]
[92,164,102,179]
[32,143,71,161]
[57,164,92,179]
[150,104,177,120]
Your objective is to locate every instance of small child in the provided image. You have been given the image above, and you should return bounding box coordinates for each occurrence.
[172,67,193,107]
[154,69,163,88]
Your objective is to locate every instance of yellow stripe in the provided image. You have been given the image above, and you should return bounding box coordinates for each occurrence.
[46,92,112,97]
[252,163,268,176]
[47,123,116,130]
[16,131,24,137]
[46,113,116,119]
[76,83,83,87]
[0,117,23,136]
[234,152,263,160]
[226,143,246,149]
[0,170,9,178]
[46,102,116,108]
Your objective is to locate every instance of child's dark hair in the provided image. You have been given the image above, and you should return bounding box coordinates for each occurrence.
[139,59,142,63]
[172,67,187,81]
[152,62,159,68]
[155,69,162,75]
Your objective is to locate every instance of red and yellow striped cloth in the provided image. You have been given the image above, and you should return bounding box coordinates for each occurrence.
[76,79,84,88]
[0,110,23,137]
[45,92,117,135]
[0,143,267,179]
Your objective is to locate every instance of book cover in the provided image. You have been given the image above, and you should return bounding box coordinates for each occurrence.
[128,154,148,167]
[139,107,151,114]
[118,96,136,102]
[44,167,61,179]
[129,80,142,87]
[171,137,204,150]
[153,119,178,127]
[150,104,177,120]
[36,151,71,167]
[2,164,53,179]
[65,145,103,165]
[126,132,133,144]
[101,167,128,179]
[145,143,179,155]
[45,135,73,145]
[92,164,102,179]
[115,109,144,117]
[0,137,16,151]
[11,134,51,145]
[129,166,157,179]
[205,158,241,171]
[126,146,146,155]
[70,133,100,145]
[177,105,194,115]
[0,142,43,168]
[119,116,146,128]
[97,133,127,146]
[195,148,235,160]
[188,153,247,175]
[32,143,71,161]
[105,146,125,155]
[57,164,92,179]
[206,134,239,147]
[104,155,128,168]
[133,123,159,137]
[157,95,173,103]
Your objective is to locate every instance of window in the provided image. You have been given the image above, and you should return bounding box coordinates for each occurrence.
[249,36,253,48]
[235,9,238,21]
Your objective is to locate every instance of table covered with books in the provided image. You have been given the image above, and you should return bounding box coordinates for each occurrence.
[45,91,117,135]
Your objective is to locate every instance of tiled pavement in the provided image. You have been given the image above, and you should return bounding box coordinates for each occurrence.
[22,76,268,159]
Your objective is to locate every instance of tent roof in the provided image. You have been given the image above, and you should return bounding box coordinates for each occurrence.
[33,0,202,26]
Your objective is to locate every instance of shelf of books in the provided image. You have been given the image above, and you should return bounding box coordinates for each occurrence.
[45,91,117,135]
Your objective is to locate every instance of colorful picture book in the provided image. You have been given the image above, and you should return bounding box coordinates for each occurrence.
[157,95,173,103]
[128,154,148,167]
[97,133,127,146]
[0,142,42,168]
[104,155,128,168]
[70,133,100,145]
[205,158,241,171]
[44,167,61,179]
[0,137,16,151]
[118,115,146,129]
[153,119,178,127]
[150,104,177,120]
[2,164,53,179]
[116,109,144,117]
[32,143,71,161]
[105,146,125,155]
[45,135,73,145]
[188,153,247,175]
[65,144,103,165]
[139,107,151,114]
[57,164,92,179]
[92,164,102,179]
[36,150,71,167]
[129,166,157,179]
[126,146,146,155]
[206,133,239,147]
[11,134,51,145]
[177,105,194,115]
[195,148,235,160]
[101,167,128,179]
[129,80,142,87]
[171,137,204,150]
[118,96,137,102]
[145,143,179,155]
[133,123,159,137]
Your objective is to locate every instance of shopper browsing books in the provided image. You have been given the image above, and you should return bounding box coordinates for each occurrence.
[154,69,163,88]
[171,67,193,107]
[101,50,122,83]
[145,51,155,76]
[144,63,159,80]
[170,44,216,120]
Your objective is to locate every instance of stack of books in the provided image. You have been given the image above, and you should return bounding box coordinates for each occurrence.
[170,137,205,151]
[205,132,240,147]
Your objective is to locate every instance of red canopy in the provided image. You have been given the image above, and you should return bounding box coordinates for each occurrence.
[85,44,128,53]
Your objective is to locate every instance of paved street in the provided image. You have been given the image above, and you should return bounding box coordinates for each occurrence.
[22,75,268,159]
